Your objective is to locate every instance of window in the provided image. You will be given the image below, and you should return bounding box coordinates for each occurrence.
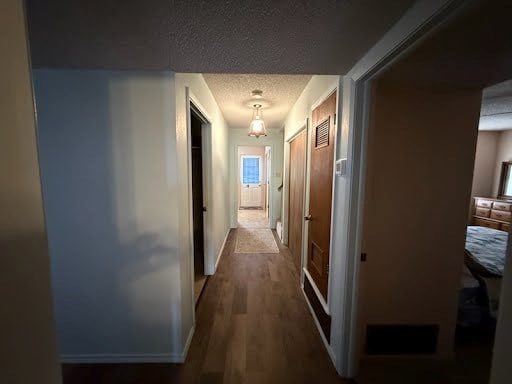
[241,156,261,184]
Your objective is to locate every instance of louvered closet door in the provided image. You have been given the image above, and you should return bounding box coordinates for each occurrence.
[307,92,336,300]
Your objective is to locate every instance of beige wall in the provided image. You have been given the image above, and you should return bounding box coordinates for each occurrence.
[229,129,284,228]
[0,1,61,382]
[471,131,499,199]
[174,73,231,349]
[492,130,512,197]
[359,81,481,359]
[238,146,267,209]
[471,130,512,200]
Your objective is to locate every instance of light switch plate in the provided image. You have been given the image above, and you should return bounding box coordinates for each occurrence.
[336,158,347,176]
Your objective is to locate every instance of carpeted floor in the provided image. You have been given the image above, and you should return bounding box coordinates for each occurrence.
[235,228,279,254]
[238,209,269,228]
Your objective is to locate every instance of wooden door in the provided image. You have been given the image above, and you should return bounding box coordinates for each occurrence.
[307,92,336,300]
[288,130,306,274]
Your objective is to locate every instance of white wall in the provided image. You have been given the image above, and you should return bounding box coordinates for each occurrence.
[174,73,231,348]
[229,129,284,228]
[471,131,499,199]
[281,75,339,245]
[0,2,61,383]
[34,69,184,362]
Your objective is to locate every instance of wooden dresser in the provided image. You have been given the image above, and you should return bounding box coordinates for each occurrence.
[472,197,512,232]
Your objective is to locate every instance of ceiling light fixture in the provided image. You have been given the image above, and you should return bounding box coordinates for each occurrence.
[248,103,267,138]
[248,90,267,138]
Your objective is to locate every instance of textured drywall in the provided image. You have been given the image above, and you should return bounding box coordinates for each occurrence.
[26,0,414,73]
[203,74,311,130]
[0,1,61,382]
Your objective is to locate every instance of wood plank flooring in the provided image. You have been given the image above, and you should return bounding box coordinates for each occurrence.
[61,228,493,383]
[62,229,346,384]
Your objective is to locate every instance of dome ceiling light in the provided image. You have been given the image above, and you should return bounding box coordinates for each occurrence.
[248,90,267,138]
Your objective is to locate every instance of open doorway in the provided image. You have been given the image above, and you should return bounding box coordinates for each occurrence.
[190,105,208,304]
[353,2,512,382]
[237,145,271,229]
[456,80,512,379]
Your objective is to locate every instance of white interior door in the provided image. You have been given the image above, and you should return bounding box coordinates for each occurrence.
[241,184,262,207]
[240,155,262,208]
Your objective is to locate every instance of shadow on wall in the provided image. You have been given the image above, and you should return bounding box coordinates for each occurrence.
[34,70,181,358]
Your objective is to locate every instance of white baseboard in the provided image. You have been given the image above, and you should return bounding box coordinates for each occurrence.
[61,326,197,364]
[301,287,336,365]
[214,229,230,272]
[303,268,330,315]
[182,325,195,361]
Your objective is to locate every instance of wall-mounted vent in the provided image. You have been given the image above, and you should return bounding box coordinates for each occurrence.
[315,117,330,148]
[365,324,439,355]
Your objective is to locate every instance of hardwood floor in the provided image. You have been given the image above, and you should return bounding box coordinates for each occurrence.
[62,229,346,384]
[61,228,494,383]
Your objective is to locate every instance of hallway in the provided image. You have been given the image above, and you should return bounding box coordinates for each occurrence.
[237,209,269,229]
[62,229,345,384]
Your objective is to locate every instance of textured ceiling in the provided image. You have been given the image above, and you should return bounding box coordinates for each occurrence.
[26,0,414,73]
[203,74,312,130]
[480,80,512,131]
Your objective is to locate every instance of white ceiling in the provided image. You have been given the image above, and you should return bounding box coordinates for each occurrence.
[203,74,312,130]
[480,80,512,131]
[26,0,414,74]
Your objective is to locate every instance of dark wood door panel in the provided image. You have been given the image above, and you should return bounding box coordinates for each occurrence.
[307,92,336,300]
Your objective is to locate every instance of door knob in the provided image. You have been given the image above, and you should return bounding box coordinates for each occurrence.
[304,215,312,221]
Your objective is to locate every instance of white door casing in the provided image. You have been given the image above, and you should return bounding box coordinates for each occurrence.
[240,155,263,208]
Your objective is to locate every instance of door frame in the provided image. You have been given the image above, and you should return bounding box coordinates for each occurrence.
[235,144,274,228]
[305,87,339,316]
[284,122,309,285]
[329,0,470,377]
[239,154,264,208]
[186,90,213,323]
